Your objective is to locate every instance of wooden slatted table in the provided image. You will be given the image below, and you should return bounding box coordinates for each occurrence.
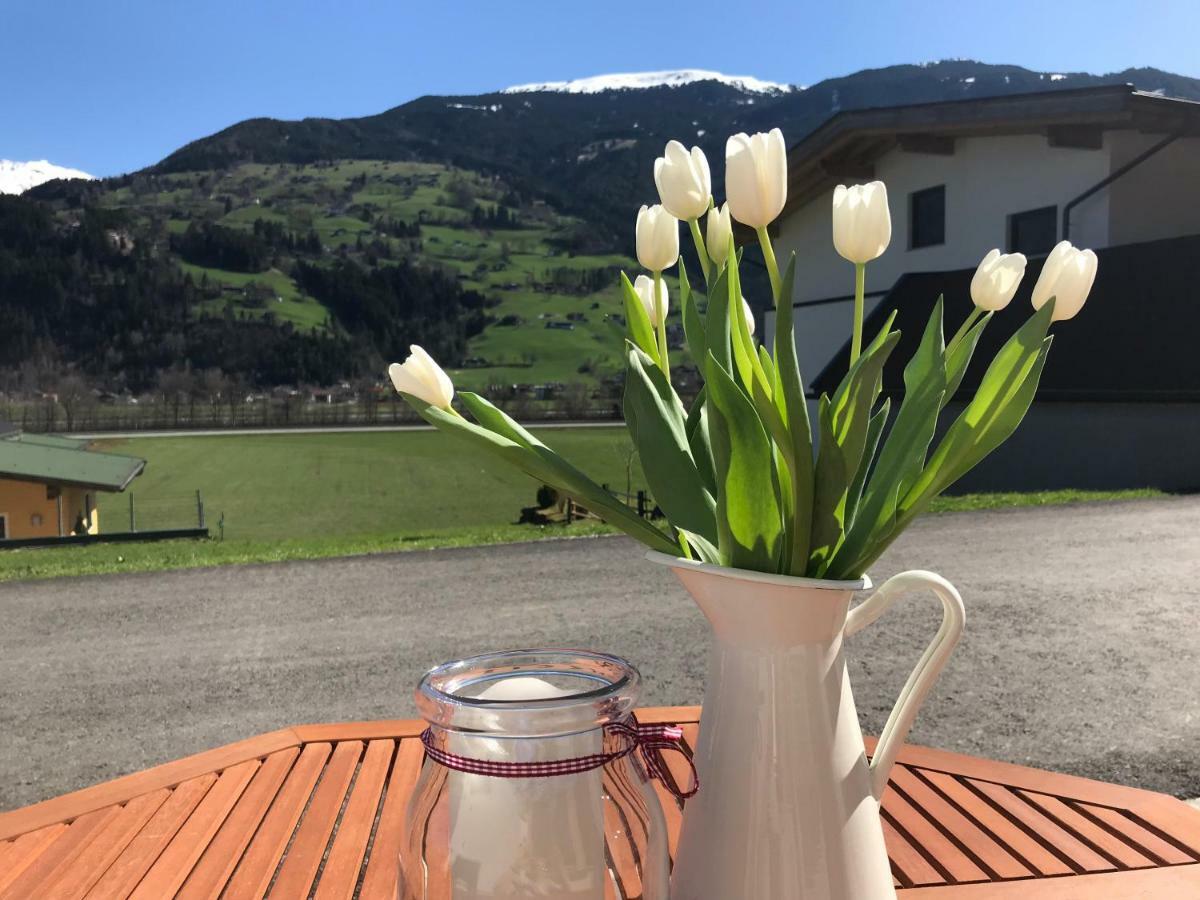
[1,707,1197,898]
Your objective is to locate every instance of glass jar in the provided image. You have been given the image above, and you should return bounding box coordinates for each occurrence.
[401,650,678,900]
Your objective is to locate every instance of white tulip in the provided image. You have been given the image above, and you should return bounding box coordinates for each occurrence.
[743,299,756,336]
[1031,240,1098,322]
[725,128,787,228]
[633,274,669,327]
[388,345,455,409]
[832,182,892,264]
[635,204,679,272]
[705,203,733,265]
[654,140,712,221]
[970,248,1027,312]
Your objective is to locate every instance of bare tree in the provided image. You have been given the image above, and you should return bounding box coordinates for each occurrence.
[157,365,196,427]
[56,374,92,432]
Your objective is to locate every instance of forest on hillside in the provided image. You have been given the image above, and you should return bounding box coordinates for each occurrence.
[0,184,497,393]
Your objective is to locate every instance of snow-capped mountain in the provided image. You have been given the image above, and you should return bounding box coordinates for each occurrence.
[502,69,795,95]
[0,160,94,195]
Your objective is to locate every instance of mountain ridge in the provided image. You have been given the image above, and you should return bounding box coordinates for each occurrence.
[500,69,796,95]
[141,60,1200,243]
[0,160,94,196]
[7,59,1199,391]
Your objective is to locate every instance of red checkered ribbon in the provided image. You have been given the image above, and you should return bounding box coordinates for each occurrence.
[419,718,699,800]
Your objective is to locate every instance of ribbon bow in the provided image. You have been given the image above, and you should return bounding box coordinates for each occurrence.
[420,716,699,801]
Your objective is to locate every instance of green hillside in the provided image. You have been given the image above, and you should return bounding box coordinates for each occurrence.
[88,159,669,388]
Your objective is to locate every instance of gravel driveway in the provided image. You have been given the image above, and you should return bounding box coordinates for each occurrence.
[2,496,1198,812]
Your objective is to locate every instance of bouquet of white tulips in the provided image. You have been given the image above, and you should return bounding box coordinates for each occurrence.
[389,128,1097,580]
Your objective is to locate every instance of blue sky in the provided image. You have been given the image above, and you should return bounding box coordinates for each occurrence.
[4,0,1198,176]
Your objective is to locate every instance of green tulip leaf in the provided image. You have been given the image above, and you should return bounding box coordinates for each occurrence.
[679,529,723,565]
[771,253,814,574]
[686,386,717,496]
[680,259,708,365]
[704,351,783,571]
[419,394,678,554]
[898,298,1057,527]
[845,396,890,533]
[831,299,946,578]
[943,311,992,406]
[705,265,732,375]
[620,271,660,365]
[623,347,719,546]
[808,393,847,574]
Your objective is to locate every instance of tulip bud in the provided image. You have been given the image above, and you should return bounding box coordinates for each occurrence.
[635,204,679,272]
[832,182,892,264]
[705,203,733,265]
[633,274,669,327]
[743,299,756,336]
[1031,240,1098,322]
[970,248,1027,312]
[388,345,455,409]
[725,128,787,228]
[654,140,712,221]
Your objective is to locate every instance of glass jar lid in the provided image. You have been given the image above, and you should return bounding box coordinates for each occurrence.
[414,649,641,738]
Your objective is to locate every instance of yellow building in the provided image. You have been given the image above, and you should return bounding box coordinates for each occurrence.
[0,426,144,540]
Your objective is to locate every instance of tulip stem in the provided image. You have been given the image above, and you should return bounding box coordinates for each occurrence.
[653,270,669,376]
[756,227,781,305]
[946,307,983,357]
[850,263,866,367]
[688,218,712,286]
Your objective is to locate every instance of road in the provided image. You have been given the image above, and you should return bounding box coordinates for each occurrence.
[1,496,1198,812]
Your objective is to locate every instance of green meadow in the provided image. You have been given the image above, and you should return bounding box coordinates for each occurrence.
[102,160,664,388]
[0,429,1162,582]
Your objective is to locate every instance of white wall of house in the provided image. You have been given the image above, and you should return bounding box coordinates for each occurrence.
[765,127,1200,375]
[776,133,1114,308]
[1106,133,1200,246]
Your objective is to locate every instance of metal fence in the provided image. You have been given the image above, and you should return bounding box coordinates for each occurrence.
[2,395,643,434]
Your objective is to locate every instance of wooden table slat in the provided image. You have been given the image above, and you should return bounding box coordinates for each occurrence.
[0,824,68,895]
[901,863,1200,897]
[883,773,990,884]
[127,758,259,900]
[312,739,395,900]
[267,739,363,898]
[220,742,332,900]
[357,737,425,900]
[880,808,947,887]
[1074,801,1199,866]
[83,773,217,900]
[39,789,170,900]
[0,807,118,900]
[965,777,1118,875]
[885,764,1034,881]
[1016,791,1163,870]
[2,707,1198,898]
[915,770,1075,877]
[0,730,301,843]
[175,747,301,900]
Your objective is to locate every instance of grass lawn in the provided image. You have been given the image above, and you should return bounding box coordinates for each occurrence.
[180,263,329,331]
[0,428,1165,583]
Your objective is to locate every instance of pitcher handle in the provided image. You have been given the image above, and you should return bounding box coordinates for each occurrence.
[845,570,965,802]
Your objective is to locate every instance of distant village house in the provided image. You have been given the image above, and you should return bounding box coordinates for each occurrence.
[0,424,145,540]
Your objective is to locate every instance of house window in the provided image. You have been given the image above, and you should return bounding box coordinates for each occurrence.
[1009,206,1058,256]
[0,514,7,540]
[909,185,945,249]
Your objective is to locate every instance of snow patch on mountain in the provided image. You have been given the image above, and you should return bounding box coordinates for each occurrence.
[502,70,795,95]
[0,160,94,195]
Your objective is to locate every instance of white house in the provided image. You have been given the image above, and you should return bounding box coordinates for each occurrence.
[762,86,1200,491]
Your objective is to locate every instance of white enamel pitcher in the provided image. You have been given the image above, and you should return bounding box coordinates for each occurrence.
[648,551,966,900]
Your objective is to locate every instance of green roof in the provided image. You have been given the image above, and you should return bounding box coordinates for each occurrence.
[0,433,145,492]
[8,432,91,451]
